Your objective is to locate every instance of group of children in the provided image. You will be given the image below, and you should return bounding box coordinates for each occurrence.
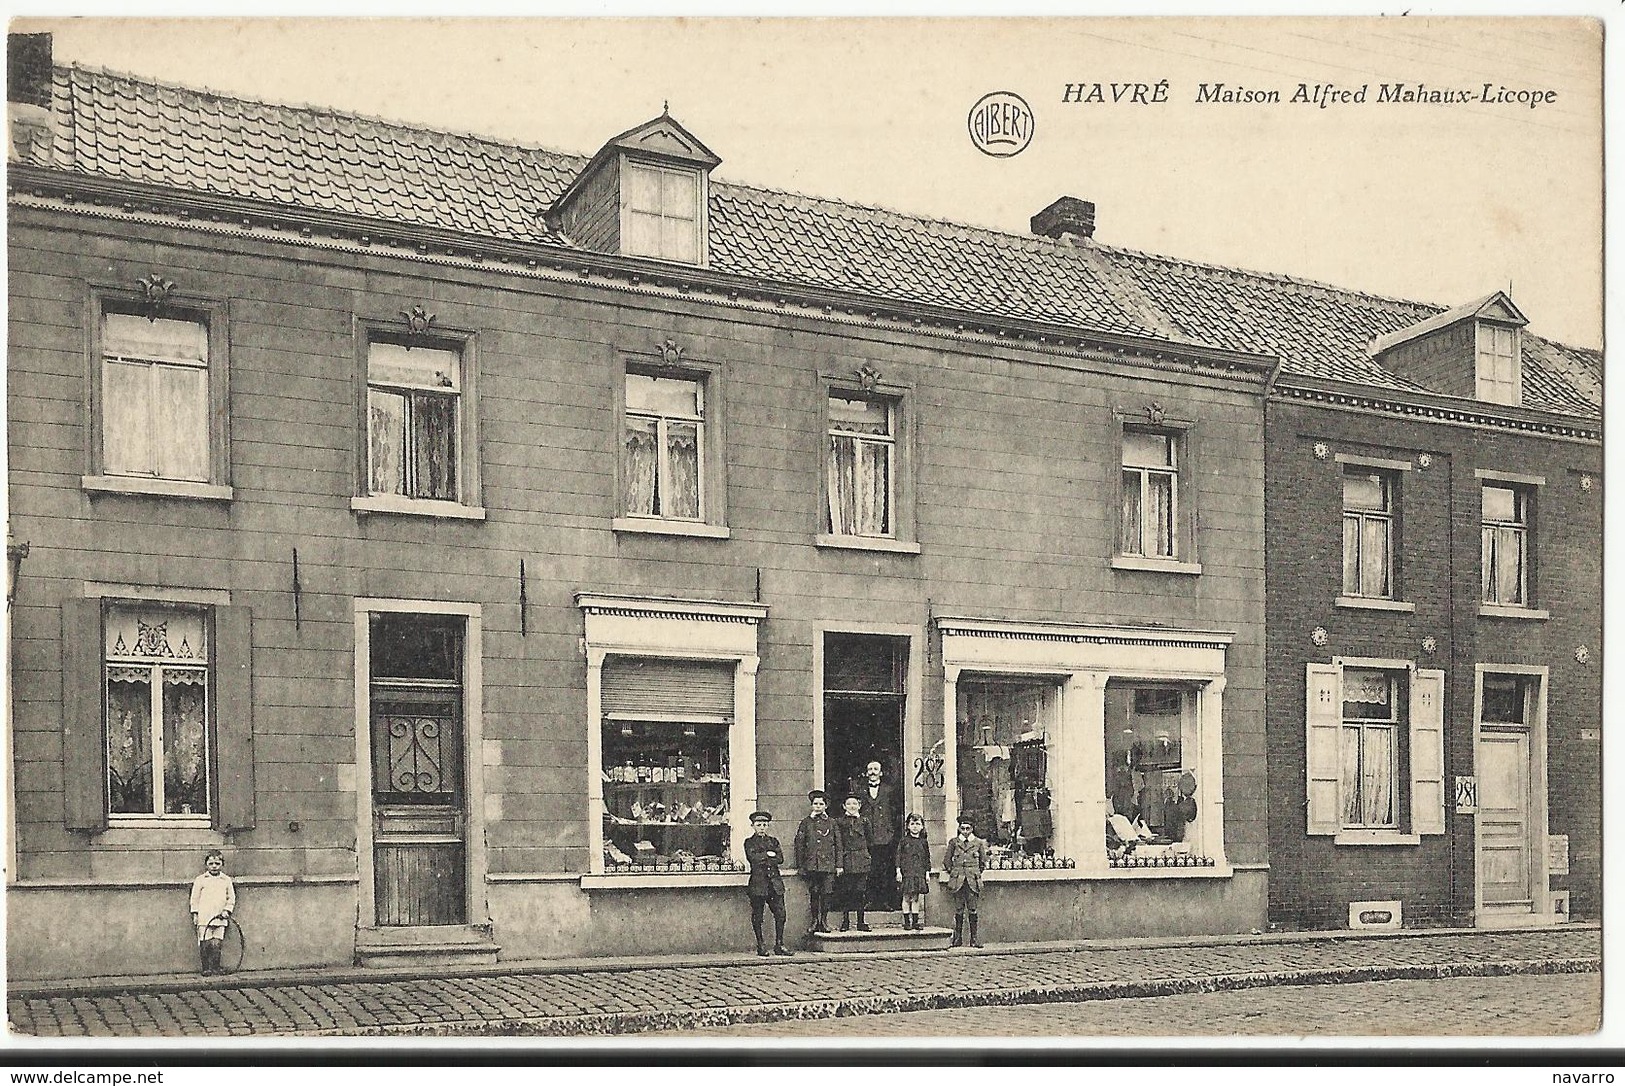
[187,792,990,976]
[743,789,989,954]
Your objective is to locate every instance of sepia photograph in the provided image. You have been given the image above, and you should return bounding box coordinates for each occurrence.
[0,13,1605,1054]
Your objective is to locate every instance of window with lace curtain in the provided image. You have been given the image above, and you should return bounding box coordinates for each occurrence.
[103,604,211,821]
[623,372,705,521]
[1343,469,1396,598]
[1340,668,1402,830]
[1120,430,1179,559]
[1481,483,1529,606]
[826,392,895,538]
[367,339,462,502]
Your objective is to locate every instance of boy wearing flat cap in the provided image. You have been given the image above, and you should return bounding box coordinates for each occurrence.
[944,816,989,948]
[793,789,839,935]
[744,810,793,956]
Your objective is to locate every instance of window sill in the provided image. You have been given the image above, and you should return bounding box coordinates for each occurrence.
[1335,596,1416,613]
[1479,604,1550,621]
[612,517,731,540]
[95,823,224,847]
[82,476,233,503]
[581,872,749,890]
[1111,555,1202,576]
[815,534,922,555]
[934,865,1233,883]
[351,495,487,521]
[1333,831,1421,847]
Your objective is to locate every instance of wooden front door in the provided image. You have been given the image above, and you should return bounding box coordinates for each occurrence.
[1478,728,1533,911]
[372,691,466,924]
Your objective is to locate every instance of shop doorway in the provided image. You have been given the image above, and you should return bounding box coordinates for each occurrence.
[822,633,907,804]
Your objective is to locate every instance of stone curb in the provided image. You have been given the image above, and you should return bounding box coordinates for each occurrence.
[7,921,1599,1001]
[309,955,1600,1039]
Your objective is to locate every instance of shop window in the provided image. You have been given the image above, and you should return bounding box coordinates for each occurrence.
[623,161,702,264]
[826,392,896,539]
[1104,684,1213,867]
[104,604,211,819]
[1305,662,1445,841]
[956,678,1061,860]
[1342,469,1396,598]
[599,657,739,872]
[623,372,705,521]
[1120,430,1179,558]
[1481,483,1530,606]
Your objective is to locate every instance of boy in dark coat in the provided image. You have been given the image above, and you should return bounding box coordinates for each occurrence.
[743,810,793,956]
[793,790,838,934]
[944,816,989,948]
[833,794,873,931]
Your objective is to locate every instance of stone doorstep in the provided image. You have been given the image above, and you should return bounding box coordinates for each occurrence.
[806,925,954,954]
[6,919,1598,1001]
[354,925,501,968]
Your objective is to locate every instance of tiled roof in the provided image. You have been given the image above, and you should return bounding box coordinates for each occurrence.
[29,65,1600,420]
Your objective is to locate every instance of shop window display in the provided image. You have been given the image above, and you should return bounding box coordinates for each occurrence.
[1104,684,1213,867]
[601,719,740,872]
[956,678,1063,862]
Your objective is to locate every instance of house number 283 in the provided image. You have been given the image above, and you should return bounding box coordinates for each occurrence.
[914,754,945,790]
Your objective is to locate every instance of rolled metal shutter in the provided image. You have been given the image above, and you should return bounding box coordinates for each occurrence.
[601,657,734,721]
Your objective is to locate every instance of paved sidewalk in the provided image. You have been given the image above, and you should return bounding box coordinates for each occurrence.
[7,925,1599,1039]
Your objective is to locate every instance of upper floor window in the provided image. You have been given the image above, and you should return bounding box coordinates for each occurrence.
[1481,483,1529,606]
[367,340,461,502]
[624,162,701,264]
[1121,431,1179,559]
[826,392,895,539]
[1476,324,1520,406]
[624,372,704,521]
[104,603,211,820]
[100,311,211,483]
[1342,470,1395,599]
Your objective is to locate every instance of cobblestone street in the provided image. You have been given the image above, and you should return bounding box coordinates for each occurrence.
[6,926,1598,1039]
[656,972,1601,1039]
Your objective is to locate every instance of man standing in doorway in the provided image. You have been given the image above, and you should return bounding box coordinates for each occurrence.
[852,760,902,911]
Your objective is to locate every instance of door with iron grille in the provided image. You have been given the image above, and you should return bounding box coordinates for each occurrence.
[369,614,467,925]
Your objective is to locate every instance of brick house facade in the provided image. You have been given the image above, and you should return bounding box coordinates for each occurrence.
[4,41,1598,981]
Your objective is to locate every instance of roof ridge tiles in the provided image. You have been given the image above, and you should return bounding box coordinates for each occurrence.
[59,62,592,170]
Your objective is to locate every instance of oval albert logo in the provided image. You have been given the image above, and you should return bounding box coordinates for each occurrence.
[967,91,1034,158]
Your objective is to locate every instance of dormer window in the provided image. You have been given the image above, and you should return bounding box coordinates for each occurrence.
[547,113,720,268]
[624,162,701,263]
[1476,323,1520,406]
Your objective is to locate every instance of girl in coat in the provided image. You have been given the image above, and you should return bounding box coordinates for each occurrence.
[896,812,932,930]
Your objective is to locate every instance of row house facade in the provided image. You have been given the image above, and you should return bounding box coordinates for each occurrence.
[3,39,1598,981]
[1265,295,1602,931]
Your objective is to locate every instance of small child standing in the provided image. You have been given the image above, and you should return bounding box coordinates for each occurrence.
[943,816,988,948]
[833,794,872,932]
[896,812,931,930]
[189,849,236,976]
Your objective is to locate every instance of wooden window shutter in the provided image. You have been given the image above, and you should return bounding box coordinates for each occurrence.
[1304,662,1341,836]
[1409,668,1446,835]
[213,605,255,832]
[61,599,108,832]
[601,658,734,721]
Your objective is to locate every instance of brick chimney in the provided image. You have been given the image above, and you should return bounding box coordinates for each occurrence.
[8,32,53,163]
[1031,197,1096,244]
